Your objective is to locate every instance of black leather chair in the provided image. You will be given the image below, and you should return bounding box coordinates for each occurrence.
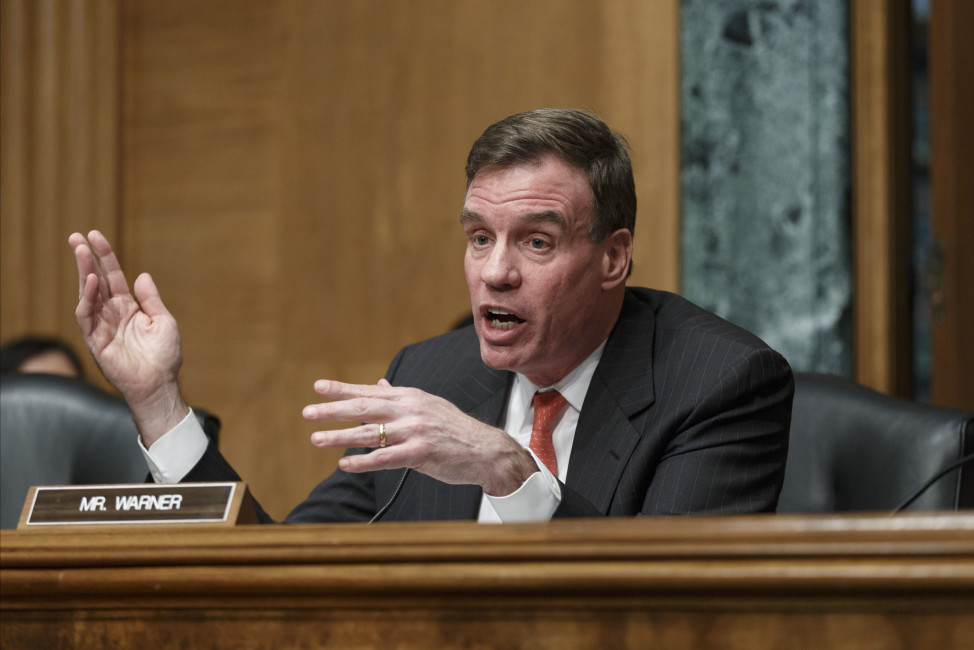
[778,372,973,513]
[0,373,220,529]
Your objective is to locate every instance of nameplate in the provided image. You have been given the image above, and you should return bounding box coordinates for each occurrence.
[18,482,257,529]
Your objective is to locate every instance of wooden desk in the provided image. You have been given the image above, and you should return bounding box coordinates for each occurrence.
[3,513,973,648]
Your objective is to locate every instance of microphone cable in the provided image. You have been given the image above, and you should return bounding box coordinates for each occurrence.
[891,452,974,513]
[369,468,411,524]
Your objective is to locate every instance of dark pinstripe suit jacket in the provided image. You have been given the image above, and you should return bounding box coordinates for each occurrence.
[187,287,793,522]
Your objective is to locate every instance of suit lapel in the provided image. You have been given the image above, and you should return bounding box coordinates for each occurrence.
[453,363,511,427]
[566,289,657,513]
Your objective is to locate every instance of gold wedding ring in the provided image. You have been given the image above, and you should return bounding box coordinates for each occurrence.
[378,423,387,447]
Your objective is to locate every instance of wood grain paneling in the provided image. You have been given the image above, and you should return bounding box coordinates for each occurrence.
[929,0,974,410]
[0,0,120,380]
[851,0,912,397]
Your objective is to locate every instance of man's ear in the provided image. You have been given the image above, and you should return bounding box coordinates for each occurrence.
[601,228,633,291]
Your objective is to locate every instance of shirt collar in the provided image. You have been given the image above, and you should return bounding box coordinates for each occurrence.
[512,339,608,413]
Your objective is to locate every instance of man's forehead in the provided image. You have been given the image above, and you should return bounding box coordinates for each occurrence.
[462,159,593,227]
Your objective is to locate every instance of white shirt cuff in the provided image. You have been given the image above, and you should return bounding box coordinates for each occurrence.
[484,451,562,523]
[138,408,209,484]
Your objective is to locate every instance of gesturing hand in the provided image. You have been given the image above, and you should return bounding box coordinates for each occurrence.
[304,379,539,496]
[69,230,188,445]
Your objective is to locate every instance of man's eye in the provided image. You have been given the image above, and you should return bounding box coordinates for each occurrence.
[474,235,490,246]
[529,238,547,250]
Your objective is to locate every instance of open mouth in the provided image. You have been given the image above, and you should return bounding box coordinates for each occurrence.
[484,307,525,331]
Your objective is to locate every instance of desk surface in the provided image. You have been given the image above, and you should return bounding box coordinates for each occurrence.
[3,513,974,648]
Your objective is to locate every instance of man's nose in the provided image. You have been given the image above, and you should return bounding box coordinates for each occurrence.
[480,245,520,289]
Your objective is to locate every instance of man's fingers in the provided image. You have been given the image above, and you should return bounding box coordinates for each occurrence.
[337,451,402,474]
[310,424,410,474]
[74,274,101,328]
[69,231,123,304]
[85,229,114,258]
[70,234,97,297]
[310,423,389,449]
[313,378,399,400]
[314,379,369,398]
[302,396,390,424]
[133,273,173,320]
[86,230,132,298]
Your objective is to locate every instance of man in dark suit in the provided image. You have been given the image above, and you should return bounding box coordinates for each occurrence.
[70,108,792,523]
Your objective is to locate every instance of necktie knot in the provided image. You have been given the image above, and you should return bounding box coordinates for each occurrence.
[530,390,568,476]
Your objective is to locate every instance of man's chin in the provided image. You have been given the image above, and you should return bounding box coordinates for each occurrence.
[478,341,526,373]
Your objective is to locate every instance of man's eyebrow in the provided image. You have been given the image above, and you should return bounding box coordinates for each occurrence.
[460,208,484,227]
[460,209,567,229]
[521,210,567,229]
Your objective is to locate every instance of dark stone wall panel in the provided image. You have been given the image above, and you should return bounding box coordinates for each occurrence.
[681,0,852,375]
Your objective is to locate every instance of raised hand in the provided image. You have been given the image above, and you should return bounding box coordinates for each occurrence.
[304,379,538,496]
[69,230,189,445]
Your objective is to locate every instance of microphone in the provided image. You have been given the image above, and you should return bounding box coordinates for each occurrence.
[369,468,411,524]
[891,452,974,513]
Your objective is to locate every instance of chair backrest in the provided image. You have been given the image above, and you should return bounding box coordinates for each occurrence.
[0,373,220,529]
[778,372,973,513]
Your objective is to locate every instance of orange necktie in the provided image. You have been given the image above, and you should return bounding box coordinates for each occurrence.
[530,390,568,476]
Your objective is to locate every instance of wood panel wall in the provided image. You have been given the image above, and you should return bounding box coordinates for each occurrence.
[928,0,974,410]
[2,0,680,519]
[0,0,119,380]
[851,0,912,398]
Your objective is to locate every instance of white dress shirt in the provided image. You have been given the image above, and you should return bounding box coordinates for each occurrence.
[141,340,606,523]
[478,340,605,522]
